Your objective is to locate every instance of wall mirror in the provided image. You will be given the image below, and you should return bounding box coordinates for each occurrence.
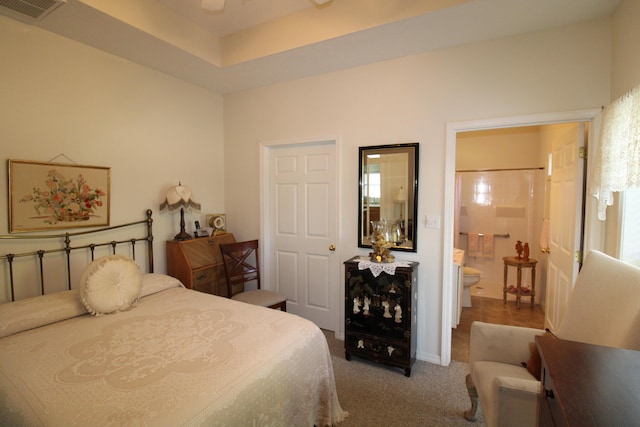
[359,143,419,252]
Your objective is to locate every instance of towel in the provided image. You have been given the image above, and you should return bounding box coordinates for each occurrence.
[467,233,481,257]
[482,233,494,257]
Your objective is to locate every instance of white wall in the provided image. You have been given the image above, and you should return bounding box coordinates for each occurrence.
[224,18,612,362]
[612,0,640,98]
[0,16,225,302]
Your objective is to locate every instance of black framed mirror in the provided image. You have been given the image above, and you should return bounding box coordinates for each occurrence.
[358,143,419,252]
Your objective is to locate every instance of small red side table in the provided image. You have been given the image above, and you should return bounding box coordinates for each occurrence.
[503,256,537,309]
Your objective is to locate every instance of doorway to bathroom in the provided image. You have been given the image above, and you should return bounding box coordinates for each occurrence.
[451,124,584,364]
[454,128,547,303]
[441,109,602,365]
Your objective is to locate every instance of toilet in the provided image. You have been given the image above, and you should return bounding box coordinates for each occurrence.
[462,267,481,307]
[453,248,482,309]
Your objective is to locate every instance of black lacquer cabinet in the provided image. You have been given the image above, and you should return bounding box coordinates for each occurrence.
[344,256,418,376]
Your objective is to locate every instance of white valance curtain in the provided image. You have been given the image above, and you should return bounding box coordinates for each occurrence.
[590,83,640,220]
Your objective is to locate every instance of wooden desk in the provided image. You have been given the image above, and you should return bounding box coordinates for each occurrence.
[166,233,236,296]
[503,256,536,308]
[536,334,640,426]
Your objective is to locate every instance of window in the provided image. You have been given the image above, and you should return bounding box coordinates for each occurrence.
[589,83,640,266]
[620,189,640,267]
[364,165,380,204]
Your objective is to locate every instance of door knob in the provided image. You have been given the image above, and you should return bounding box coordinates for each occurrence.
[329,244,336,251]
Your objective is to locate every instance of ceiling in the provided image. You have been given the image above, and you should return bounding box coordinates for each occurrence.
[6,0,621,93]
[158,0,323,37]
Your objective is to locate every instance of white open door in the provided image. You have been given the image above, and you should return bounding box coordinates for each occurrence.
[545,123,586,331]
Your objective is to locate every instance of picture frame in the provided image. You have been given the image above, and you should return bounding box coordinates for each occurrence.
[8,159,111,233]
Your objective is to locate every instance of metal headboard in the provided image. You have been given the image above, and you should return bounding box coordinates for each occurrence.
[0,209,154,302]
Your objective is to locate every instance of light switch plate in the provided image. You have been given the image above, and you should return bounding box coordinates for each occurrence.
[425,214,441,229]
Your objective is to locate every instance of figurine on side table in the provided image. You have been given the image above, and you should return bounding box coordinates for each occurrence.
[515,240,524,259]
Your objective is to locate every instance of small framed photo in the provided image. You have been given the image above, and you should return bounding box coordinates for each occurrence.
[8,159,111,233]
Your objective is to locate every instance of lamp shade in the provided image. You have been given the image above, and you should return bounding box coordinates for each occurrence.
[159,183,201,212]
[395,186,407,203]
[160,183,200,241]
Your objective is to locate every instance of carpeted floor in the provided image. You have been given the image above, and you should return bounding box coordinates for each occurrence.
[325,296,545,426]
[323,330,485,426]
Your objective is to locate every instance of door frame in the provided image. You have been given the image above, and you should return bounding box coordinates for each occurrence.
[441,109,604,365]
[259,135,342,332]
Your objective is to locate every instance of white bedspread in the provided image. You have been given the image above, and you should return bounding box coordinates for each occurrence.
[0,275,347,426]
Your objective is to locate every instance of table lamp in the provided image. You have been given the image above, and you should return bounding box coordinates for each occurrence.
[159,183,201,241]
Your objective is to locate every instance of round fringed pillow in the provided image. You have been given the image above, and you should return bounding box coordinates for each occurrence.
[79,254,143,316]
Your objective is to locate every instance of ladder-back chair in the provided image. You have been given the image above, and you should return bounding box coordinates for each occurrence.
[219,240,287,311]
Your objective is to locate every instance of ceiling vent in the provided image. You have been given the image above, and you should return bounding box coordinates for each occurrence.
[0,0,66,23]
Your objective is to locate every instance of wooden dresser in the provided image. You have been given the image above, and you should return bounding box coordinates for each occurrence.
[344,256,418,376]
[536,334,640,426]
[166,233,236,296]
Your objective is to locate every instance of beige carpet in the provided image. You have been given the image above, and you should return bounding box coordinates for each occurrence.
[323,330,485,426]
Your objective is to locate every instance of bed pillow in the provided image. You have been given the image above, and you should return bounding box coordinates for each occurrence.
[140,273,185,298]
[79,254,143,316]
[0,290,87,338]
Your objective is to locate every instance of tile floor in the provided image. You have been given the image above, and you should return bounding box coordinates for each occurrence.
[451,295,545,363]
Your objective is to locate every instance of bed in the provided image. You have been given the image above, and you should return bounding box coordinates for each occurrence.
[0,210,347,426]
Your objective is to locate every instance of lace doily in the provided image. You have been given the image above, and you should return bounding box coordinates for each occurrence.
[355,256,412,277]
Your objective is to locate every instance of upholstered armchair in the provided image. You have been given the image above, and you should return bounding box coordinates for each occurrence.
[464,250,640,427]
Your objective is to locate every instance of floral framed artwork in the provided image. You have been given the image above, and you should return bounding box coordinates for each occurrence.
[8,160,111,233]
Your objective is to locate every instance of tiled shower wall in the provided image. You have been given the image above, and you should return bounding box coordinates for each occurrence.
[456,169,546,300]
